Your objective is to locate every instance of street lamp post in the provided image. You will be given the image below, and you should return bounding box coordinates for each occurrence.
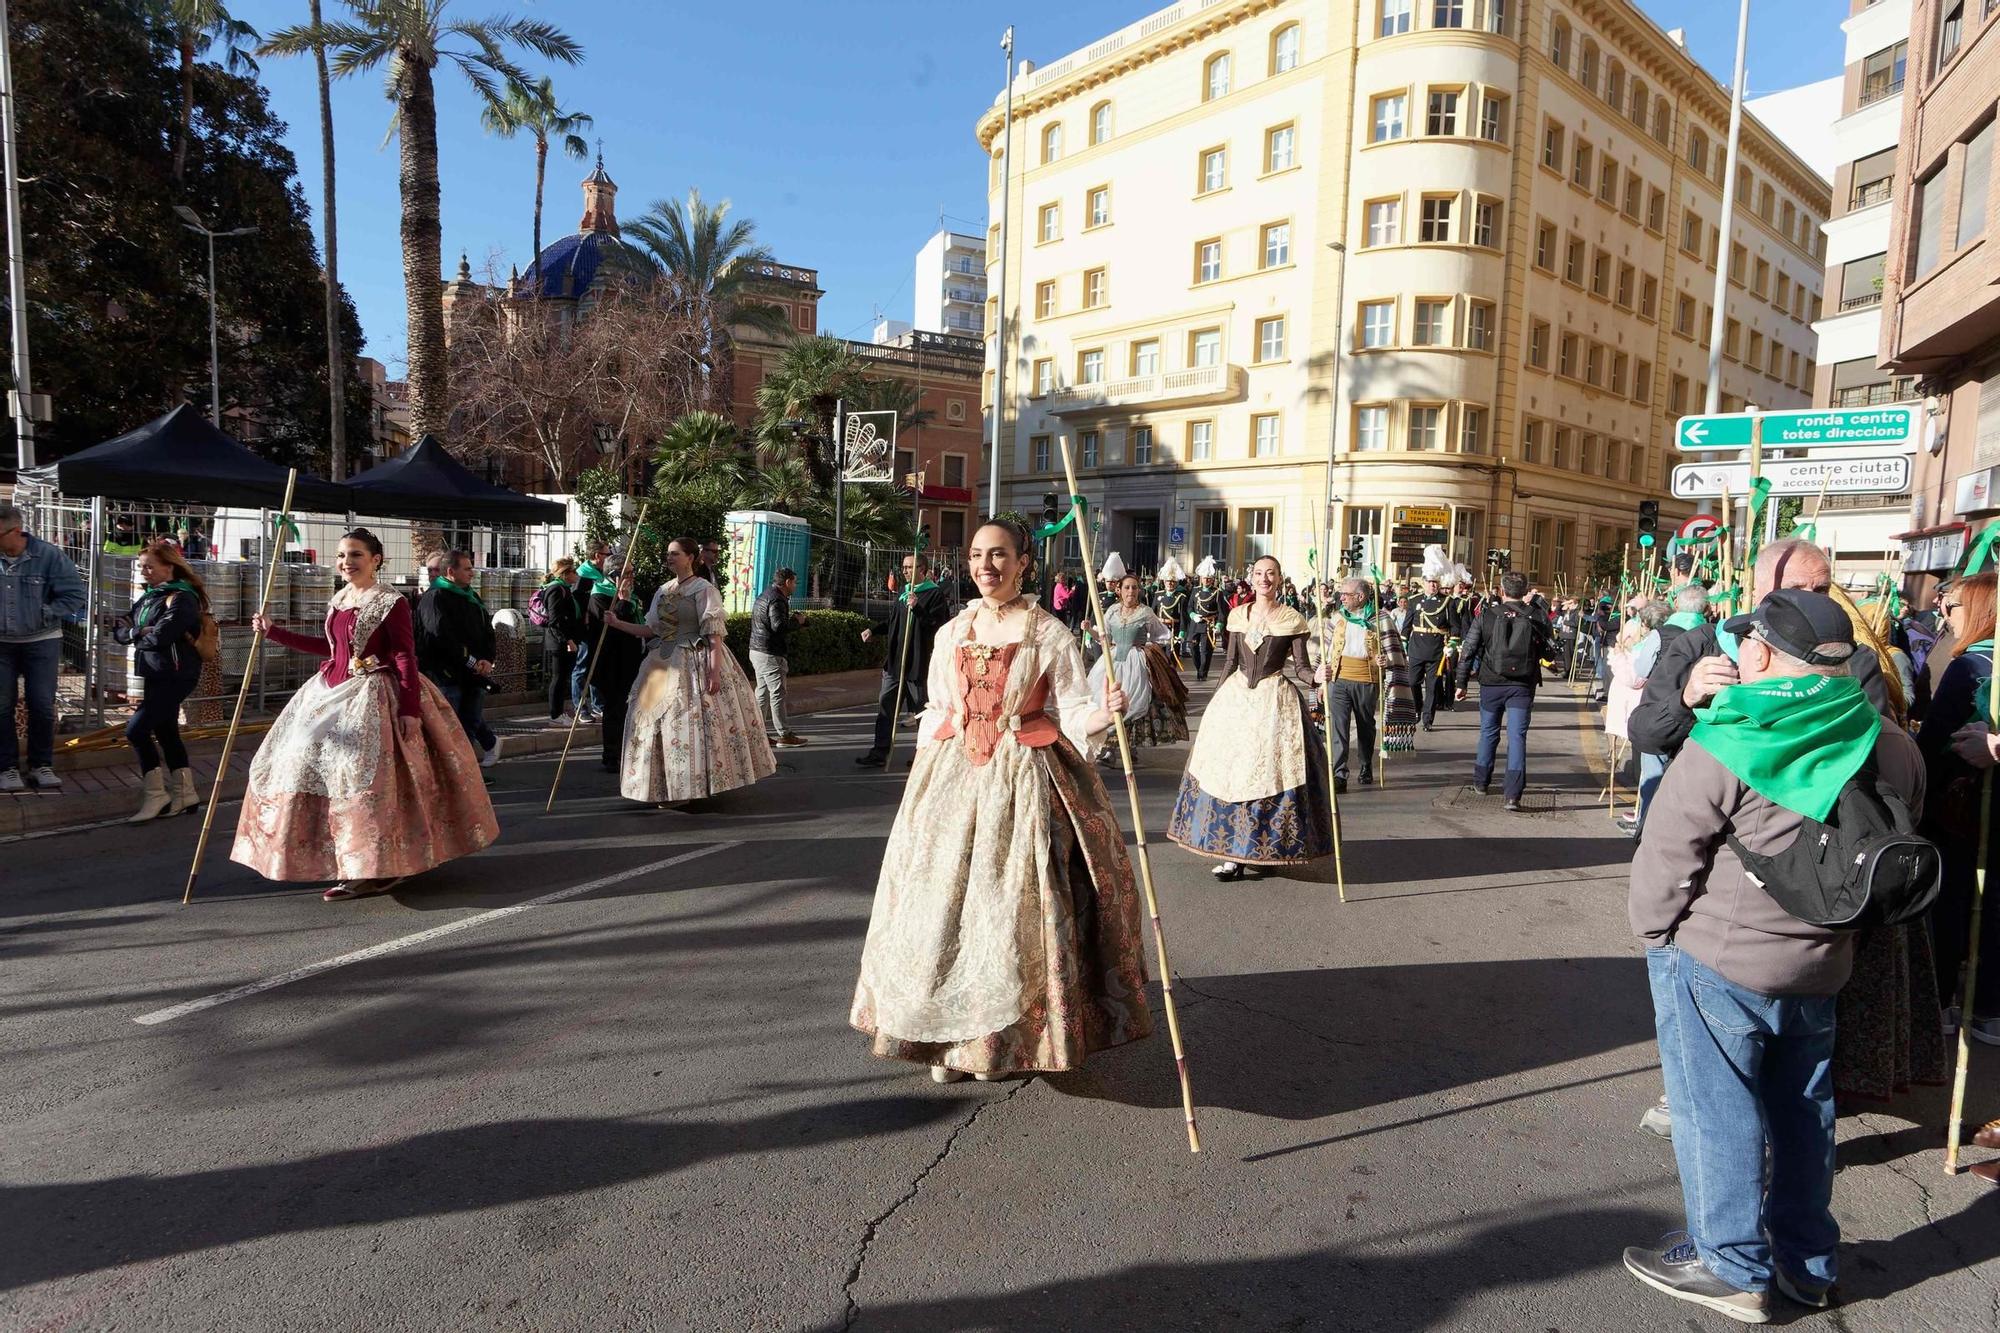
[0,0,36,470]
[174,205,257,426]
[988,26,1016,519]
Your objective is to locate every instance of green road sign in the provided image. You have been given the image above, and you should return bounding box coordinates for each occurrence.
[1674,406,1921,452]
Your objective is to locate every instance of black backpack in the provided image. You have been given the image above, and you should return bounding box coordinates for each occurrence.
[1726,759,1942,930]
[1494,605,1538,678]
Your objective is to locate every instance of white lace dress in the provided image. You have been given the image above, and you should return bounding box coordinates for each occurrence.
[620,575,776,804]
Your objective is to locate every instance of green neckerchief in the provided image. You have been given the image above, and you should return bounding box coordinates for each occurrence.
[431,574,485,609]
[1691,674,1880,822]
[136,579,199,627]
[577,561,616,598]
[1666,610,1707,632]
[1960,641,1995,726]
[898,579,939,603]
[1339,604,1377,626]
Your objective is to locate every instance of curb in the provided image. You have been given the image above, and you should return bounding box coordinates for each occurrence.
[1,771,253,839]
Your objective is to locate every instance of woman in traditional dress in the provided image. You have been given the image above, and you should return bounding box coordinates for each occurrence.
[232,529,499,901]
[1168,555,1333,882]
[1087,573,1187,756]
[600,536,774,807]
[112,538,210,822]
[852,518,1153,1082]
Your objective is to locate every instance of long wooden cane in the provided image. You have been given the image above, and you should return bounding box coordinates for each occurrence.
[1314,533,1347,904]
[1945,652,2000,1173]
[183,469,298,905]
[881,541,925,771]
[1056,437,1201,1154]
[546,499,652,813]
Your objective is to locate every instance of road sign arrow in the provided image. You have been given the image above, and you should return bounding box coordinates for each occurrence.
[1685,423,1707,446]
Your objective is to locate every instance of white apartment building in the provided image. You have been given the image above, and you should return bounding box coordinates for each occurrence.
[916,229,989,338]
[979,0,1829,585]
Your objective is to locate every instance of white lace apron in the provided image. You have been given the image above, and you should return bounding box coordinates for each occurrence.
[249,584,400,799]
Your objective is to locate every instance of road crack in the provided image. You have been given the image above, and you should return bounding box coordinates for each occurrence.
[1854,1110,1998,1300]
[1175,975,1372,1049]
[840,1077,1034,1330]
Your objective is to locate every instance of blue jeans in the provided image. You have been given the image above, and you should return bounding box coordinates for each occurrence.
[570,638,601,713]
[1472,681,1533,799]
[0,637,60,770]
[1637,751,1667,830]
[429,672,497,752]
[1647,945,1838,1295]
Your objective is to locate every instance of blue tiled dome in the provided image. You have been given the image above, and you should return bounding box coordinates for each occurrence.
[523,230,651,300]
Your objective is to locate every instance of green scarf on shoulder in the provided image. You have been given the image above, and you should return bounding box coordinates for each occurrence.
[1665,611,1707,632]
[1339,604,1376,626]
[577,561,616,598]
[136,579,200,627]
[1690,673,1880,822]
[431,574,484,609]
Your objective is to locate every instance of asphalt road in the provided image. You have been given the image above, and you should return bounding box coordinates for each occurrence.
[5,684,1998,1332]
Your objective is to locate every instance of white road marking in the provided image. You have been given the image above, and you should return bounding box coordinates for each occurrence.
[132,842,739,1026]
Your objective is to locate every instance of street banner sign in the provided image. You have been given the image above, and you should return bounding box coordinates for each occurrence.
[1674,406,1921,452]
[839,410,897,483]
[1670,453,1911,499]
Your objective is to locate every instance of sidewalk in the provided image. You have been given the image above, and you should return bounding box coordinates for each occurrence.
[1,667,882,840]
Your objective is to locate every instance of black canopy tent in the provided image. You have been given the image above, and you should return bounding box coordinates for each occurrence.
[18,402,352,511]
[341,434,566,524]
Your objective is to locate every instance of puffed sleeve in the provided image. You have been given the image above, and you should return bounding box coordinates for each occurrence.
[1045,616,1109,754]
[914,613,963,750]
[644,587,668,638]
[697,580,725,638]
[376,598,422,719]
[1144,608,1172,647]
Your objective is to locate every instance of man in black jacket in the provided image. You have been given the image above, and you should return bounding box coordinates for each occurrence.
[749,568,808,747]
[1454,571,1550,810]
[585,558,645,774]
[855,556,956,768]
[417,550,498,766]
[1401,575,1455,729]
[1189,573,1225,680]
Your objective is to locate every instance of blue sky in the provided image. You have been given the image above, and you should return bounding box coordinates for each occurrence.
[245,0,1845,372]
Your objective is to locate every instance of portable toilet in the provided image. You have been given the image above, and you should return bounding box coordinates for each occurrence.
[723,510,812,614]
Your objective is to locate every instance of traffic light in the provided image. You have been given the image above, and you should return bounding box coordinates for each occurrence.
[1042,491,1061,525]
[1637,500,1660,549]
[1486,547,1511,570]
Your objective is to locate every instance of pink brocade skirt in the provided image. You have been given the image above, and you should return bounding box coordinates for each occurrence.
[229,672,500,883]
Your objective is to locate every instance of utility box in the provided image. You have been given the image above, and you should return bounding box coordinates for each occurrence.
[723,510,811,615]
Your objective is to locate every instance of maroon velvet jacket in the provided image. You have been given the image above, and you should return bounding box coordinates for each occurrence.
[267,594,423,720]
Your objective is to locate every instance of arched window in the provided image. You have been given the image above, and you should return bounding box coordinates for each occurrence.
[1270,23,1300,74]
[1652,101,1671,145]
[1578,39,1599,91]
[1548,15,1570,70]
[1605,60,1625,108]
[1630,80,1648,126]
[1041,122,1062,164]
[1204,51,1232,101]
[1089,101,1112,146]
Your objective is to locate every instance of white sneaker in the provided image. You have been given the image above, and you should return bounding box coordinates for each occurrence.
[25,765,60,790]
[0,768,23,794]
[929,1066,967,1084]
[1968,1016,2000,1048]
[479,742,498,769]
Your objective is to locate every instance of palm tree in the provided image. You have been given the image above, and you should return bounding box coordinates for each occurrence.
[751,335,865,489]
[262,2,582,438]
[479,76,592,278]
[844,374,937,436]
[627,190,792,363]
[652,410,748,501]
[165,0,260,185]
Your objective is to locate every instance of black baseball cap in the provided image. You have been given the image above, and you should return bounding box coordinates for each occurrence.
[1723,588,1856,666]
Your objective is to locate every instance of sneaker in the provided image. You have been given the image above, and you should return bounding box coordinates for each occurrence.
[25,765,60,790]
[1771,1266,1831,1310]
[479,742,498,769]
[1472,783,1490,796]
[1504,798,1522,812]
[1639,1094,1672,1139]
[775,733,809,748]
[1623,1234,1769,1324]
[0,768,22,794]
[1967,1016,2000,1048]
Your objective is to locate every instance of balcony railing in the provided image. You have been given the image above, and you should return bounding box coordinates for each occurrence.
[1851,178,1892,209]
[1046,362,1240,415]
[946,258,983,275]
[1839,290,1883,311]
[1858,73,1903,107]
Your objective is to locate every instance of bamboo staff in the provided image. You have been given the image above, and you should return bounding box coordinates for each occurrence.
[1056,436,1201,1154]
[882,472,928,770]
[1313,533,1348,904]
[1946,598,2000,1173]
[183,469,297,905]
[1372,567,1388,788]
[546,498,652,813]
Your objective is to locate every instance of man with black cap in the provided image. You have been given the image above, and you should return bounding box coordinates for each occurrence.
[1400,575,1454,729]
[1623,589,1924,1324]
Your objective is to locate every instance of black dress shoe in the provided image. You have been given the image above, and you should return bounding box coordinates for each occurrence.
[1358,771,1374,785]
[854,751,887,768]
[1334,777,1348,794]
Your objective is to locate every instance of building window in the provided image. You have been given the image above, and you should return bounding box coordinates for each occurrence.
[1038,202,1060,243]
[1681,210,1702,254]
[1035,281,1056,319]
[1372,93,1407,143]
[1486,0,1509,36]
[1132,424,1154,464]
[1190,328,1222,367]
[1081,430,1101,467]
[1473,198,1499,248]
[942,454,967,488]
[1571,141,1593,190]
[1551,428,1571,470]
[1090,101,1113,145]
[1253,414,1281,457]
[1533,219,1556,269]
[1563,235,1585,284]
[1542,120,1565,170]
[1271,23,1300,73]
[1195,238,1223,283]
[1959,119,1993,249]
[1132,339,1159,376]
[1647,186,1666,232]
[1380,0,1412,37]
[1480,93,1507,143]
[1243,508,1276,563]
[1460,407,1486,454]
[1197,507,1227,562]
[1610,351,1628,395]
[1041,122,1062,163]
[1413,299,1448,345]
[1356,405,1389,451]
[1634,359,1652,403]
[1578,40,1598,91]
[1200,146,1227,193]
[1084,268,1107,308]
[1079,349,1105,383]
[1937,1,1964,71]
[1466,300,1494,351]
[1368,199,1401,247]
[1913,165,1947,278]
[1361,300,1395,348]
[1584,341,1602,384]
[1265,123,1297,172]
[1426,89,1460,137]
[1033,435,1051,471]
[1256,316,1287,362]
[1598,158,1618,205]
[1590,249,1610,297]
[1676,293,1695,335]
[1204,51,1231,101]
[1420,194,1454,242]
[1605,61,1625,110]
[1190,421,1215,461]
[1623,173,1641,218]
[1669,374,1689,414]
[1261,221,1292,268]
[1522,418,1543,463]
[1640,275,1658,318]
[1688,129,1708,175]
[1408,405,1442,450]
[1034,359,1053,396]
[1433,0,1465,27]
[1527,320,1549,368]
[1581,433,1600,473]
[1548,15,1569,69]
[1616,262,1635,308]
[1088,186,1110,228]
[1558,331,1577,377]
[1652,102,1671,145]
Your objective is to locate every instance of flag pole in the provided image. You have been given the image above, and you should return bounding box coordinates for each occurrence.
[1314,536,1346,903]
